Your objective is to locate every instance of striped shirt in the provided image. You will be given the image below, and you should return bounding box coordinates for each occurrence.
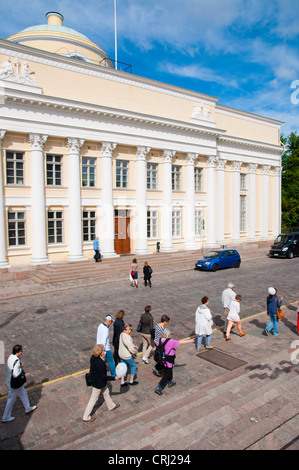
[154,324,165,346]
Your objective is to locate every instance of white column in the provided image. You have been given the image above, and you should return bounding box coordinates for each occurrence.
[100,142,119,258]
[135,146,151,255]
[184,152,198,250]
[247,163,257,241]
[160,149,175,252]
[260,164,270,240]
[0,130,10,268]
[273,166,281,237]
[231,160,242,244]
[216,158,226,245]
[29,133,50,265]
[206,156,218,247]
[67,138,86,261]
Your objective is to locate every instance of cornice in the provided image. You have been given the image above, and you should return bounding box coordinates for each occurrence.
[216,104,284,127]
[218,135,283,153]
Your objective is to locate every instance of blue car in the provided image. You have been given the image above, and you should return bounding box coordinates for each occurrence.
[195,249,241,272]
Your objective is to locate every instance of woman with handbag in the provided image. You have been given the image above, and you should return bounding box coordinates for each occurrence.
[131,258,138,288]
[263,287,284,337]
[119,324,139,386]
[83,344,121,422]
[2,344,37,423]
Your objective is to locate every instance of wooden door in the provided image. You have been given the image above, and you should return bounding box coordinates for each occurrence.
[114,211,131,254]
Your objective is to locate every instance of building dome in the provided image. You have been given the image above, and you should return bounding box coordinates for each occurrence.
[7,12,114,68]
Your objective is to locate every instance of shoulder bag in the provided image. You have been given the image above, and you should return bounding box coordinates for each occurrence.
[10,359,27,389]
[275,297,285,319]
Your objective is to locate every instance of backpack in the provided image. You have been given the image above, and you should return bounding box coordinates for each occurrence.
[154,338,175,365]
[148,266,153,275]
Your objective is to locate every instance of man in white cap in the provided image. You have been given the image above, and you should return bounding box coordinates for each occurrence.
[221,282,236,336]
[96,315,116,376]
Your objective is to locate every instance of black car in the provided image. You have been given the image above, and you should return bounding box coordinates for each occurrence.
[269,232,299,259]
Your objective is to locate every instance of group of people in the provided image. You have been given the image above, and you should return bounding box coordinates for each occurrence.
[2,280,296,425]
[130,259,153,288]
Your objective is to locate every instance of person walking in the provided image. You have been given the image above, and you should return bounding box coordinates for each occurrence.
[221,281,236,336]
[93,237,102,262]
[195,296,214,350]
[226,294,246,340]
[83,344,121,422]
[119,324,139,386]
[263,287,284,337]
[152,315,170,377]
[96,314,116,377]
[2,345,37,423]
[131,258,138,288]
[112,310,125,365]
[143,261,153,287]
[154,329,194,396]
[139,305,154,363]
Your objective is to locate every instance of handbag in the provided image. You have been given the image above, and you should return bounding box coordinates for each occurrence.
[10,359,26,389]
[275,298,285,319]
[137,320,142,332]
[131,270,135,277]
[85,371,92,387]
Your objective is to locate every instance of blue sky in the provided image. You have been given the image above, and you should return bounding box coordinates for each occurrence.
[0,0,298,137]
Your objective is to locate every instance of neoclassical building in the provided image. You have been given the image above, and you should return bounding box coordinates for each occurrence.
[0,12,283,266]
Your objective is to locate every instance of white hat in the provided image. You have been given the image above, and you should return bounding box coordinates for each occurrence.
[268,287,276,295]
[105,314,114,322]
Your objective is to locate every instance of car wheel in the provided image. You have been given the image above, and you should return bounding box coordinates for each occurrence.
[288,251,294,259]
[211,264,218,272]
[234,260,241,268]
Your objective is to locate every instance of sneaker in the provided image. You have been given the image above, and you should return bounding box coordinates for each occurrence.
[152,367,162,377]
[168,381,176,388]
[205,345,214,349]
[239,332,246,337]
[25,405,37,415]
[155,387,163,396]
[226,337,231,341]
[263,329,269,336]
[2,417,15,423]
[129,380,139,385]
[142,357,149,364]
[121,382,129,387]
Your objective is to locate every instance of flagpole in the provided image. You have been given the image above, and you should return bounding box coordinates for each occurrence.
[114,0,118,70]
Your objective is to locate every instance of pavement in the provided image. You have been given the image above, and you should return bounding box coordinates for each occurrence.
[0,245,298,452]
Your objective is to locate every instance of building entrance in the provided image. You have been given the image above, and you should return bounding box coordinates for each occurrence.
[114,210,131,254]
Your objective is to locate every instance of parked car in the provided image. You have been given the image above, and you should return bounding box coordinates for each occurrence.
[195,249,241,272]
[269,232,299,259]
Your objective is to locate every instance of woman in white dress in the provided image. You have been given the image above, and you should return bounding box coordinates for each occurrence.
[195,296,214,350]
[226,294,246,341]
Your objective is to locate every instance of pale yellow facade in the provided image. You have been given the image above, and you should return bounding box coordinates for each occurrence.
[0,12,283,267]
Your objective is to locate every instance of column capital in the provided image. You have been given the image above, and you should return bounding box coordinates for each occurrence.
[162,149,176,163]
[136,146,151,161]
[67,137,85,153]
[0,130,6,141]
[231,160,242,172]
[217,158,226,170]
[261,164,270,175]
[101,141,117,157]
[29,133,48,150]
[249,163,258,173]
[185,152,198,165]
[207,155,218,168]
[273,166,281,176]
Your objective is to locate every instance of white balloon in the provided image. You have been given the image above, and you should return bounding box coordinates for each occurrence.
[116,362,127,377]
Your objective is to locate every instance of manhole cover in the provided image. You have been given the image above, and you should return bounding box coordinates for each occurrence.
[197,348,247,370]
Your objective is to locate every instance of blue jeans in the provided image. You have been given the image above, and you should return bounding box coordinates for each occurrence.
[197,333,212,349]
[265,314,279,336]
[121,357,137,376]
[106,350,116,377]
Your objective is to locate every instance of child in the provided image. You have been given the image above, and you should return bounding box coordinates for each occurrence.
[225,294,246,341]
[143,261,153,288]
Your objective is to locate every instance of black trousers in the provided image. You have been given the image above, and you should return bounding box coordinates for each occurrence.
[159,366,173,389]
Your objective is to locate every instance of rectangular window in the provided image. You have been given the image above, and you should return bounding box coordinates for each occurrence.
[116,160,128,188]
[195,209,203,236]
[82,157,96,187]
[147,210,158,238]
[48,211,63,244]
[46,155,62,186]
[147,163,157,189]
[240,195,246,231]
[6,151,24,185]
[194,167,203,192]
[8,211,26,246]
[172,165,181,191]
[83,210,96,242]
[172,209,181,237]
[240,173,247,190]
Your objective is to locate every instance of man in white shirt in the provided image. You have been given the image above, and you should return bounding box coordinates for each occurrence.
[97,315,116,377]
[2,344,37,423]
[221,282,236,336]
